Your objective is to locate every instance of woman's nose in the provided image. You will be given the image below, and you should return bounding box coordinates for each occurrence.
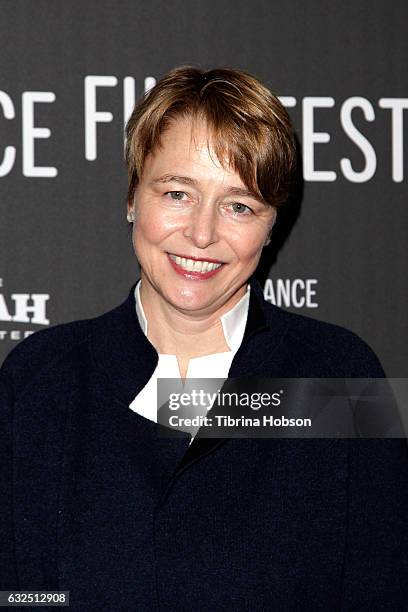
[183,202,219,248]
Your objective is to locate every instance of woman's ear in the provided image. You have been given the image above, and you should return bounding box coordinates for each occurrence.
[127,198,135,223]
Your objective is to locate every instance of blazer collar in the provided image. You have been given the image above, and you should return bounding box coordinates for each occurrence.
[90,276,287,406]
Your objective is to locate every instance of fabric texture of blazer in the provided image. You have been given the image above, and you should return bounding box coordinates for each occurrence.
[1,276,407,611]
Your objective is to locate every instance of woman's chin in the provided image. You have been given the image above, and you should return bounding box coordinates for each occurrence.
[165,287,218,312]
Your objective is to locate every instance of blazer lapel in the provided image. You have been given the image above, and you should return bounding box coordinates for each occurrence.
[159,277,290,500]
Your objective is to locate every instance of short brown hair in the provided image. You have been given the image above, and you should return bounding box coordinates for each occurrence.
[125,65,296,208]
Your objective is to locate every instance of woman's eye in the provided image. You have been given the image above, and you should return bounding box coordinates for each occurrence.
[230,202,252,215]
[166,191,186,201]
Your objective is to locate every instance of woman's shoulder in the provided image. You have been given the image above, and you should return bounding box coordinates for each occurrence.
[0,284,135,403]
[0,316,94,399]
[259,297,385,377]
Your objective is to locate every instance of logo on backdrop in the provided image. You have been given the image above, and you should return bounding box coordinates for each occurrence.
[0,77,407,182]
[0,277,50,342]
[263,278,318,309]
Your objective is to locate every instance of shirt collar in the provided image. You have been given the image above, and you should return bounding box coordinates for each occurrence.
[134,280,250,353]
[89,275,289,406]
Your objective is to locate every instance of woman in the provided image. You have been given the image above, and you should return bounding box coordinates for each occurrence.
[1,66,407,611]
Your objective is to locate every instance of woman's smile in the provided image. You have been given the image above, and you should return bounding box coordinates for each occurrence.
[167,252,225,279]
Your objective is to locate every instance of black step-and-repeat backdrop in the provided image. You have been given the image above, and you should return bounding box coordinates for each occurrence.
[1,0,407,375]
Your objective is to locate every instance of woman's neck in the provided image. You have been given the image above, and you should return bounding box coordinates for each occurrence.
[138,280,246,360]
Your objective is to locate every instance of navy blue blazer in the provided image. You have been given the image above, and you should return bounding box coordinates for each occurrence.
[1,277,407,611]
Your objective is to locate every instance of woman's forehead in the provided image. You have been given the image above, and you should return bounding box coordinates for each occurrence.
[144,116,244,186]
[161,116,223,158]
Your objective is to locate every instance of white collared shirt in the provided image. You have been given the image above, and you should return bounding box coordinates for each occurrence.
[129,280,250,439]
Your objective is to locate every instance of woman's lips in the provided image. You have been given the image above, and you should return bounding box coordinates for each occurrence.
[167,253,225,280]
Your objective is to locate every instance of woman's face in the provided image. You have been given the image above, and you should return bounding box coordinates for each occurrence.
[128,115,276,316]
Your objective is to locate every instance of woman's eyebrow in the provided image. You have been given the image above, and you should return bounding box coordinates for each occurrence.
[151,174,197,187]
[151,174,266,205]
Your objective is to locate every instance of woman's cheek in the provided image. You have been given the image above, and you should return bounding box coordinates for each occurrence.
[233,226,268,259]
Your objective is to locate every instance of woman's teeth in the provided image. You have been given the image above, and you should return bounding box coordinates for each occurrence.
[169,254,222,273]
